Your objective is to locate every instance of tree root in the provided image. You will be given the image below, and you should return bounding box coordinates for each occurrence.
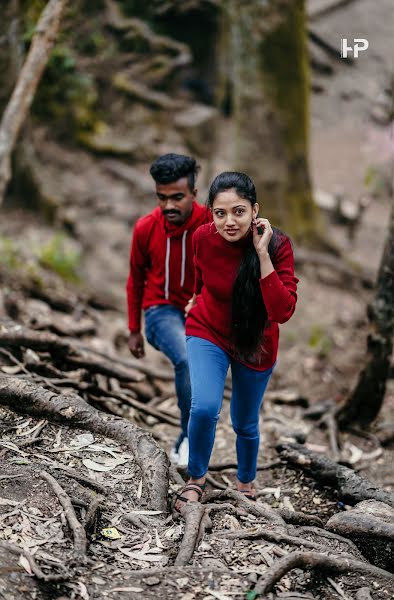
[0,541,69,582]
[208,460,283,472]
[213,526,327,552]
[0,377,169,512]
[278,509,324,528]
[203,489,286,526]
[0,323,144,382]
[40,470,87,561]
[174,502,206,566]
[174,501,248,566]
[277,442,394,508]
[254,550,394,595]
[84,495,101,533]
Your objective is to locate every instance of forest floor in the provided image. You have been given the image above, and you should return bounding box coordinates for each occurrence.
[1,0,394,598]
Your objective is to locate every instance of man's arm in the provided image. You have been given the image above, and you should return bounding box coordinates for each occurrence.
[126,221,148,357]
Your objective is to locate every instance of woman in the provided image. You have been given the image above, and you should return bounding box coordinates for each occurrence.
[174,171,298,510]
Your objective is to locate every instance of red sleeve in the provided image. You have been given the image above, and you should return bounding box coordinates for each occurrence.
[259,238,298,324]
[192,228,203,294]
[126,220,149,332]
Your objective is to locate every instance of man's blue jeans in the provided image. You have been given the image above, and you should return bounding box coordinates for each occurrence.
[186,336,274,483]
[144,305,190,449]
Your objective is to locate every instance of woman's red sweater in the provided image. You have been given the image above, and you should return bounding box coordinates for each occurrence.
[185,223,299,370]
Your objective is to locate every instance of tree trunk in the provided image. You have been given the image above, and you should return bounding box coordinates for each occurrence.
[226,0,318,241]
[337,200,394,427]
[0,0,68,205]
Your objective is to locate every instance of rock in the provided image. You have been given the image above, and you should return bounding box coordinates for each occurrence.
[200,557,229,571]
[326,500,394,571]
[174,104,218,157]
[220,514,241,530]
[355,588,373,600]
[145,576,160,586]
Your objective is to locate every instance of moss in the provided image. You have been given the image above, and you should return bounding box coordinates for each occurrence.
[36,234,81,283]
[259,0,309,154]
[31,45,100,137]
[308,324,332,358]
[0,237,23,271]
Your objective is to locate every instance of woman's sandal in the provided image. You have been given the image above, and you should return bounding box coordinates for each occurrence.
[173,482,206,514]
[239,489,257,502]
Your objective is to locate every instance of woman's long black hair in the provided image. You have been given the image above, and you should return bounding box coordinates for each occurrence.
[207,171,287,361]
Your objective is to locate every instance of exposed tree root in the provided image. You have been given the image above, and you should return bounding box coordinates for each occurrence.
[254,550,394,595]
[0,377,169,512]
[84,495,101,534]
[0,541,69,582]
[174,500,249,566]
[207,460,282,472]
[40,470,87,561]
[277,442,394,507]
[203,489,286,526]
[174,502,206,566]
[0,323,144,382]
[214,526,328,552]
[278,509,324,527]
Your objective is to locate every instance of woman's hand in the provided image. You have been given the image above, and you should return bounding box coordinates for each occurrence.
[252,217,273,258]
[184,294,197,317]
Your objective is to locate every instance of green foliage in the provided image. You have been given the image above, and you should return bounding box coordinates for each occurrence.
[32,45,99,135]
[37,235,81,283]
[76,31,108,56]
[308,324,332,358]
[0,237,22,271]
[21,0,47,35]
[364,166,387,197]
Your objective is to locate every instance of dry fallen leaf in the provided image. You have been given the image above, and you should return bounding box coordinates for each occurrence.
[107,588,143,593]
[82,458,127,472]
[18,555,33,575]
[137,478,143,499]
[101,528,121,540]
[118,548,164,562]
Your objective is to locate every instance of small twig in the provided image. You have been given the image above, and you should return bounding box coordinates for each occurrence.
[0,541,69,582]
[40,470,87,561]
[44,460,108,494]
[322,412,340,462]
[254,550,394,595]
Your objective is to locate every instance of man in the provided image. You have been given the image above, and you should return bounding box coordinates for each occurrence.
[126,153,209,465]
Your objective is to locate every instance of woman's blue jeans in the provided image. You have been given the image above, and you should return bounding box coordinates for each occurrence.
[144,305,191,449]
[186,336,274,483]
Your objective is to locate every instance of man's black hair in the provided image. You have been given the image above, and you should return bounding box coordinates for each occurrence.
[149,153,199,191]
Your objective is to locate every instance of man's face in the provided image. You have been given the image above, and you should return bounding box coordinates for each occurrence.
[156,177,196,225]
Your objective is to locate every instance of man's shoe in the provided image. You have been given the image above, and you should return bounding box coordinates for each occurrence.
[177,437,189,468]
[169,446,179,464]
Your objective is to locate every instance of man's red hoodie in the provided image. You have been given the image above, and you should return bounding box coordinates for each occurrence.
[126,202,209,333]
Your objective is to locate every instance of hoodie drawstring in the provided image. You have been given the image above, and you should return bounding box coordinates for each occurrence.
[180,230,187,287]
[164,238,170,299]
[164,230,188,299]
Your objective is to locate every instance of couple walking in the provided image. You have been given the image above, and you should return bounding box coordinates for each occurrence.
[126,153,298,509]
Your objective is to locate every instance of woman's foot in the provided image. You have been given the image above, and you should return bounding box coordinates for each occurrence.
[174,478,206,513]
[237,480,256,501]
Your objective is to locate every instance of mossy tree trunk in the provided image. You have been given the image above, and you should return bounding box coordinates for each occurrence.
[226,0,318,242]
[337,201,394,427]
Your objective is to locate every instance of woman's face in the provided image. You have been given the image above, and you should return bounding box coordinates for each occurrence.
[211,188,259,243]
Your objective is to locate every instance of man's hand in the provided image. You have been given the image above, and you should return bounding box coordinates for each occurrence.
[128,332,145,358]
[184,294,197,317]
